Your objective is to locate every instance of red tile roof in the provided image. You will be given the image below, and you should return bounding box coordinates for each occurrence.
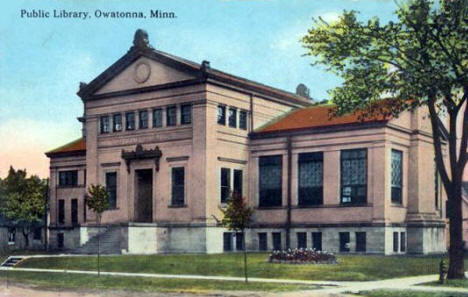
[256,105,390,134]
[45,138,86,157]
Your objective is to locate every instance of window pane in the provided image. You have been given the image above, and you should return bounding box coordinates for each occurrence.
[236,232,244,251]
[106,172,117,209]
[181,104,191,125]
[223,232,232,251]
[391,150,403,204]
[341,149,367,205]
[139,110,148,129]
[217,105,226,125]
[58,199,65,224]
[167,106,177,126]
[113,114,122,132]
[172,167,185,205]
[258,233,267,251]
[312,232,322,251]
[297,232,307,249]
[339,232,350,252]
[100,116,109,133]
[126,112,135,130]
[71,199,78,225]
[259,155,282,207]
[356,232,366,252]
[272,232,282,250]
[58,171,78,186]
[153,109,162,128]
[228,108,237,128]
[298,152,323,206]
[239,110,247,130]
[393,232,399,252]
[400,232,406,252]
[234,169,243,196]
[220,168,230,203]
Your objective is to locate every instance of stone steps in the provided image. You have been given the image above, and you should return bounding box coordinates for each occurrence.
[71,227,122,254]
[1,256,24,267]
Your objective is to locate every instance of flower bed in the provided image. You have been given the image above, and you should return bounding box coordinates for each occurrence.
[268,248,337,264]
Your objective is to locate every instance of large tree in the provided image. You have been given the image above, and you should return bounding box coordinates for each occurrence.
[302,0,467,278]
[0,167,47,248]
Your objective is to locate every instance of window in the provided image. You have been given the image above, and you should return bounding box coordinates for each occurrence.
[236,232,244,251]
[113,114,122,132]
[100,115,109,134]
[58,170,78,186]
[217,105,226,125]
[391,150,403,204]
[341,149,367,205]
[139,110,148,129]
[312,232,322,251]
[181,104,192,125]
[258,233,267,251]
[125,112,135,130]
[228,107,237,128]
[58,199,65,224]
[239,110,247,130]
[233,169,243,196]
[167,106,177,126]
[171,167,185,206]
[339,232,350,252]
[106,172,117,209]
[356,232,366,252]
[220,168,230,203]
[297,232,307,249]
[223,232,232,251]
[71,199,78,225]
[272,232,282,250]
[259,155,282,207]
[33,227,42,240]
[400,232,406,252]
[393,232,399,252]
[57,233,64,249]
[8,228,15,244]
[153,108,163,128]
[298,152,323,206]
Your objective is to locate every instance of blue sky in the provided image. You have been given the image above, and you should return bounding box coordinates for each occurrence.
[0,0,398,178]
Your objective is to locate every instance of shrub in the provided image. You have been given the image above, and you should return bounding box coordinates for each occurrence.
[268,248,337,264]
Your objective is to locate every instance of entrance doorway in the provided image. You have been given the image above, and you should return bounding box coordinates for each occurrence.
[135,169,153,222]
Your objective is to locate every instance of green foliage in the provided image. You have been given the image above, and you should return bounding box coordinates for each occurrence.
[0,167,46,228]
[220,192,254,232]
[86,184,109,220]
[302,0,467,117]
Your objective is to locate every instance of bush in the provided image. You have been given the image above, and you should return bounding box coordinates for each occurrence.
[268,248,337,264]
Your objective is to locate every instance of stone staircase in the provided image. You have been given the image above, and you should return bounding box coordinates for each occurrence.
[1,256,25,267]
[72,227,122,254]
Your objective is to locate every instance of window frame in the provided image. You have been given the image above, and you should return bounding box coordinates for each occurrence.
[298,152,324,206]
[355,232,366,252]
[220,168,231,203]
[223,232,233,251]
[171,167,185,206]
[258,232,267,251]
[217,105,226,125]
[272,232,282,250]
[297,232,307,249]
[152,108,163,128]
[312,232,322,251]
[71,198,78,225]
[58,199,65,224]
[105,172,117,210]
[339,232,350,252]
[258,155,283,208]
[181,104,192,125]
[100,115,110,134]
[393,232,399,252]
[400,232,406,252]
[58,170,78,187]
[125,112,135,131]
[166,105,177,127]
[228,107,237,128]
[239,110,248,130]
[113,113,122,132]
[233,169,243,196]
[340,149,367,205]
[139,110,148,129]
[391,149,403,204]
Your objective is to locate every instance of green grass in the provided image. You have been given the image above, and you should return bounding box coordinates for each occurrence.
[0,270,316,293]
[18,253,466,281]
[425,279,468,288]
[357,290,468,297]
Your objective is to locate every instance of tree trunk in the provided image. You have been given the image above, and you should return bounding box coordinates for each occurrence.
[243,229,248,283]
[97,216,101,277]
[447,183,465,279]
[22,229,29,249]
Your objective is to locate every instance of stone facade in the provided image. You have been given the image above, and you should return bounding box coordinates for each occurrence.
[46,30,446,255]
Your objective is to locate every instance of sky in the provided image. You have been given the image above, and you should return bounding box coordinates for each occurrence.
[0,0,398,178]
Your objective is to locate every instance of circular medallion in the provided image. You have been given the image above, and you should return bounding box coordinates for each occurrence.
[134,62,151,83]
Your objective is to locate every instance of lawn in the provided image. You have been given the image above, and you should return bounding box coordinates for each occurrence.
[17,253,464,281]
[0,270,315,293]
[425,279,468,288]
[357,290,468,297]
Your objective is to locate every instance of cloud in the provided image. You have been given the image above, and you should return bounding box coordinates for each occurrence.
[319,11,341,23]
